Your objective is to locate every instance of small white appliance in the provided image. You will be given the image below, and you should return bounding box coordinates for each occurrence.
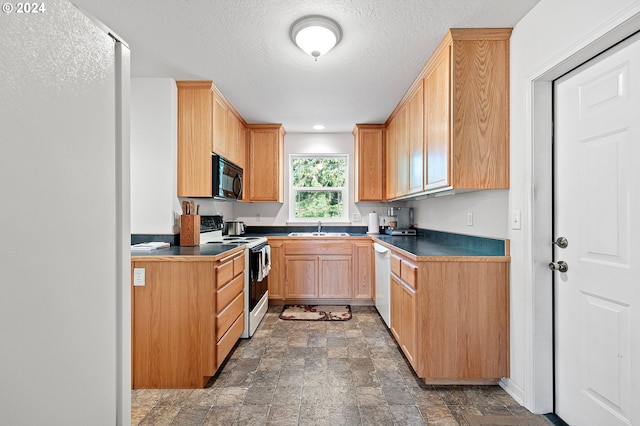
[373,242,391,327]
[200,216,269,338]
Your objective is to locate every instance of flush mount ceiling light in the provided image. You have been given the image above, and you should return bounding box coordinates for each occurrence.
[290,15,342,61]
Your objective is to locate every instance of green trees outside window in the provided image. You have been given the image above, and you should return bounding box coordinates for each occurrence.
[291,156,347,219]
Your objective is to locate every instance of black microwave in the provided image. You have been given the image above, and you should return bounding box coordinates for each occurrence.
[212,154,243,200]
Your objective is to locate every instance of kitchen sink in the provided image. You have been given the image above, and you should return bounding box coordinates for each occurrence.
[288,232,350,237]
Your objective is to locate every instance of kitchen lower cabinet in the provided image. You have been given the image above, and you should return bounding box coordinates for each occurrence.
[278,239,358,302]
[383,243,510,385]
[284,256,318,298]
[131,248,245,389]
[390,254,418,369]
[319,257,352,298]
[266,239,284,300]
[353,240,374,300]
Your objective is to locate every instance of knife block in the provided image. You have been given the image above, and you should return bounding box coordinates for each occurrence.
[180,215,200,246]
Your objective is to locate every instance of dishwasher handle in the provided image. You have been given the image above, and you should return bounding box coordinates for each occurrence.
[373,242,390,256]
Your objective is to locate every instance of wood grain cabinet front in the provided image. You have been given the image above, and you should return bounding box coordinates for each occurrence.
[131,248,246,389]
[353,124,385,202]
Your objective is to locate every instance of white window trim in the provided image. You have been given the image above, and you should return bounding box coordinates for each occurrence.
[288,153,349,223]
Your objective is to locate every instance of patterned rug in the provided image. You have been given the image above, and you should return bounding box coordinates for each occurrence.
[279,305,352,321]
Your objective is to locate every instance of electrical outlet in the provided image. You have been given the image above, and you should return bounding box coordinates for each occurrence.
[467,212,473,226]
[133,268,145,286]
[256,213,261,222]
[353,213,361,222]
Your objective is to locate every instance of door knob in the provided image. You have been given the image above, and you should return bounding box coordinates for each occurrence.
[553,237,568,249]
[549,261,569,272]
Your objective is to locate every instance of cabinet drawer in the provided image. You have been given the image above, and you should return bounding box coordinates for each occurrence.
[216,273,244,312]
[285,241,352,256]
[401,261,418,289]
[390,254,402,276]
[233,253,245,277]
[216,251,244,289]
[216,291,244,339]
[216,312,244,368]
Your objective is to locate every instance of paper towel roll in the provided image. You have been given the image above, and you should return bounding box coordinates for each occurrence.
[367,212,379,234]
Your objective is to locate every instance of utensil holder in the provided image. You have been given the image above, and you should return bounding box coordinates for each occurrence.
[180,215,200,246]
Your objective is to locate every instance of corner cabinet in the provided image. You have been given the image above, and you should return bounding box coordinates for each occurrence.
[246,124,285,202]
[353,124,385,202]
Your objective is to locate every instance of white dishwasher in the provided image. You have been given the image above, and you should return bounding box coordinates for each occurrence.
[373,242,391,327]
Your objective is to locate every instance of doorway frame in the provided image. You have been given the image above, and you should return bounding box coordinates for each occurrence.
[527,9,640,415]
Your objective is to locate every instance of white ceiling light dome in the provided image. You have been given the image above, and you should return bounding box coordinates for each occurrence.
[290,15,342,60]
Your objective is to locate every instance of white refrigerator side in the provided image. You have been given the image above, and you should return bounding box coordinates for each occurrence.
[0,1,130,425]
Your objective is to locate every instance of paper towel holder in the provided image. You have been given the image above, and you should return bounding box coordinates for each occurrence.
[366,210,380,235]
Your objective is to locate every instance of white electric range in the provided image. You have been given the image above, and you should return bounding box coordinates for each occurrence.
[200,217,270,338]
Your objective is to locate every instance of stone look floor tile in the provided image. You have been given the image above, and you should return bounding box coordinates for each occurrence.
[132,307,553,426]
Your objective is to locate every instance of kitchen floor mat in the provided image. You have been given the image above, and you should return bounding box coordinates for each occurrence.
[279,304,352,321]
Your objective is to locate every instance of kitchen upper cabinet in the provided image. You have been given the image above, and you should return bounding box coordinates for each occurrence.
[395,106,409,196]
[426,28,511,192]
[382,28,511,200]
[246,124,285,202]
[408,82,424,194]
[177,81,213,197]
[177,80,247,197]
[212,91,227,159]
[424,46,451,190]
[353,124,385,202]
[385,119,398,200]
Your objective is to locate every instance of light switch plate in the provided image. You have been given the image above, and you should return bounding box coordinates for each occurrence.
[467,212,473,226]
[133,268,145,286]
[353,213,361,222]
[512,210,522,230]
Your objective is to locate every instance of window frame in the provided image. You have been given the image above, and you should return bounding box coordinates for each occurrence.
[288,153,349,223]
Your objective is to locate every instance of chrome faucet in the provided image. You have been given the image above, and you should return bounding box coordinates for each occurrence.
[317,221,322,233]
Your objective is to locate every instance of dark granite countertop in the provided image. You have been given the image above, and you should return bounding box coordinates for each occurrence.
[372,234,506,258]
[131,243,241,258]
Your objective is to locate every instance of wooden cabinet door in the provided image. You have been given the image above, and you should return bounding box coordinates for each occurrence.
[408,82,424,194]
[385,119,397,200]
[424,46,451,191]
[248,125,284,202]
[267,240,284,300]
[225,110,238,165]
[390,275,403,342]
[237,121,246,170]
[319,256,352,298]
[353,241,373,300]
[354,125,384,201]
[284,256,317,298]
[177,81,213,197]
[396,107,409,196]
[212,92,227,157]
[401,280,417,368]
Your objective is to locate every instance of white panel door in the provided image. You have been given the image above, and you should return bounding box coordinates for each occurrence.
[553,34,640,426]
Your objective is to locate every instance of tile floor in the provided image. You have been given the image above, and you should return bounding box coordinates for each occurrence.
[132,306,552,425]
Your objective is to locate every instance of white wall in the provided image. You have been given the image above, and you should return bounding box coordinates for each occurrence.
[407,190,508,239]
[507,0,640,413]
[131,78,181,234]
[234,132,388,226]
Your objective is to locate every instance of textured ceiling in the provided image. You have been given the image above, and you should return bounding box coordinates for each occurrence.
[72,0,541,133]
